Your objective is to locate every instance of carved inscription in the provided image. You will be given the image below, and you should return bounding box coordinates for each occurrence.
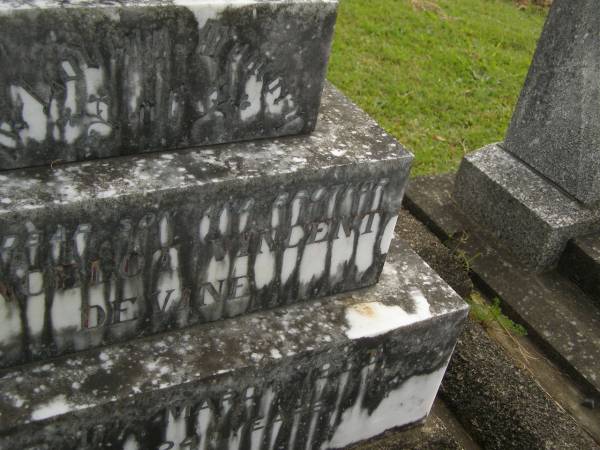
[1,61,112,150]
[83,345,448,450]
[0,179,399,365]
[0,3,329,168]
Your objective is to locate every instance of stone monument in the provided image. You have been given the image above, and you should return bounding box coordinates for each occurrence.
[0,0,337,169]
[0,1,468,448]
[454,0,600,271]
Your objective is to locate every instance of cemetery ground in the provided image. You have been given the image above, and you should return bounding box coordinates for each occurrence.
[330,1,600,448]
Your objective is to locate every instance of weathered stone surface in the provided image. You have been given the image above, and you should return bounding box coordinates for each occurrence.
[395,206,600,448]
[559,233,600,305]
[406,173,600,398]
[0,239,469,449]
[0,0,338,170]
[454,143,600,271]
[0,83,413,368]
[503,0,600,206]
[441,319,600,450]
[351,413,463,450]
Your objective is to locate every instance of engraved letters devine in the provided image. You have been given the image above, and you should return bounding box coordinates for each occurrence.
[0,179,399,366]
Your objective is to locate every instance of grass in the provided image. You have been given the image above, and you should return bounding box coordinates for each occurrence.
[327,0,547,175]
[468,292,527,336]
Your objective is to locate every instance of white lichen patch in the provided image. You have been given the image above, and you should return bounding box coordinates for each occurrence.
[321,363,448,449]
[30,395,71,421]
[344,295,432,339]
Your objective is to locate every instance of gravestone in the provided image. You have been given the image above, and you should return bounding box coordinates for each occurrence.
[0,1,469,448]
[0,84,413,368]
[504,0,600,207]
[0,0,337,169]
[454,0,600,271]
[0,239,469,449]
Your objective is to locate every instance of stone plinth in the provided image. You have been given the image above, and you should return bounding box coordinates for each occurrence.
[504,0,600,206]
[0,0,337,170]
[0,239,469,450]
[0,84,413,368]
[454,0,600,270]
[407,174,600,397]
[454,144,600,271]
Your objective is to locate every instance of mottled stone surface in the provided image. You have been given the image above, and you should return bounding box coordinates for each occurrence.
[393,206,599,449]
[0,0,337,170]
[503,0,600,206]
[406,173,600,397]
[454,144,600,271]
[0,84,413,368]
[559,233,600,305]
[442,319,600,450]
[0,239,468,449]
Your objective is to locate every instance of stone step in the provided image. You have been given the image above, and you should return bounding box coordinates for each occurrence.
[0,0,338,170]
[0,83,413,369]
[559,233,600,306]
[0,238,469,450]
[406,174,600,398]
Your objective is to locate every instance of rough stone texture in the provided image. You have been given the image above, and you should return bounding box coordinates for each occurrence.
[441,319,600,450]
[0,83,413,369]
[559,233,600,306]
[0,238,469,449]
[406,173,600,398]
[503,0,600,206]
[0,0,338,170]
[351,415,463,450]
[454,143,600,271]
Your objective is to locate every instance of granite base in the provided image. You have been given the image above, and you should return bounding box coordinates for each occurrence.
[454,143,600,271]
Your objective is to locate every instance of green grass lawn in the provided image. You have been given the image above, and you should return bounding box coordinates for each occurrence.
[327,0,547,175]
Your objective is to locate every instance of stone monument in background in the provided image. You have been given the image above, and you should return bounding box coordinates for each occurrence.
[454,0,600,271]
[405,0,600,405]
[0,1,467,448]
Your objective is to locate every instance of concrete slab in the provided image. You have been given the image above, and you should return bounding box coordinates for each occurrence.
[394,206,600,448]
[560,233,600,306]
[441,319,599,450]
[0,238,468,449]
[406,174,600,398]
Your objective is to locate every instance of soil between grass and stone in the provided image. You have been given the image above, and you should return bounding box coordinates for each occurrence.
[442,319,599,450]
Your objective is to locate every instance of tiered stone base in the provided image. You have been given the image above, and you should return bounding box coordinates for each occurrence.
[0,84,412,368]
[406,173,600,398]
[0,239,468,449]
